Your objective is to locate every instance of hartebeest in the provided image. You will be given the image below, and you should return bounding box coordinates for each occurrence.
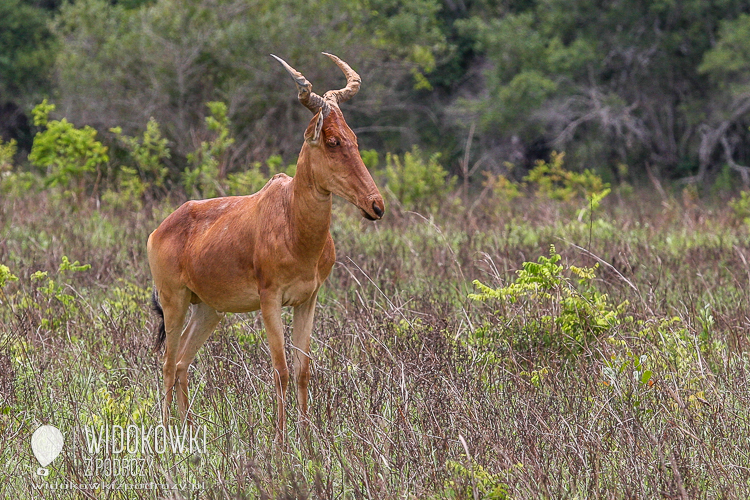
[147,53,384,441]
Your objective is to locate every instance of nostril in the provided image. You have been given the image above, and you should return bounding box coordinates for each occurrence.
[372,201,384,218]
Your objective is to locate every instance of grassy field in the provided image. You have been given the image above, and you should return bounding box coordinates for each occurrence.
[2,185,750,498]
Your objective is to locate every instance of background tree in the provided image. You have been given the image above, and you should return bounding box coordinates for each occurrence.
[0,0,57,150]
[698,13,750,185]
[453,0,750,182]
[50,0,451,177]
[4,0,750,187]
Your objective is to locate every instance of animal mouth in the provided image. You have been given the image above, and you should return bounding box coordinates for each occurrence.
[361,208,378,221]
[360,200,384,221]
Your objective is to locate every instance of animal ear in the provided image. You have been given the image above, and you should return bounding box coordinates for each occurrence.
[304,109,324,144]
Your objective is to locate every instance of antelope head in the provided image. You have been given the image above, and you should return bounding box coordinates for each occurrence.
[272,53,385,221]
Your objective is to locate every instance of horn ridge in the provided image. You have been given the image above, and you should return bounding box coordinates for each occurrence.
[270,54,329,115]
[321,52,361,104]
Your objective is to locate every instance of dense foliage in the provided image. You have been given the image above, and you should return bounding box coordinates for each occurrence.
[4,0,750,185]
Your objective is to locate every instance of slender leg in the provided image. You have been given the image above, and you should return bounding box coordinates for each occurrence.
[175,303,222,425]
[160,288,191,426]
[260,289,288,443]
[292,290,318,424]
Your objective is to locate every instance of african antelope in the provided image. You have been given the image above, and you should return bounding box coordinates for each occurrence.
[147,53,384,441]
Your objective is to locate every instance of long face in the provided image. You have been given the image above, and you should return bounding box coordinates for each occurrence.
[306,106,385,220]
[273,52,384,219]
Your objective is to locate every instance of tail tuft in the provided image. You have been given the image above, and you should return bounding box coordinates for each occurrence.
[151,288,166,352]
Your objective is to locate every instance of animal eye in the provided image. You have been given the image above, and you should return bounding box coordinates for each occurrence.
[327,138,340,147]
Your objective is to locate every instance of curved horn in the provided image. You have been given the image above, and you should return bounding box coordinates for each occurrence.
[321,52,361,104]
[270,54,328,115]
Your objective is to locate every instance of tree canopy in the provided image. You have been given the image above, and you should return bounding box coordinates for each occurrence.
[2,0,750,185]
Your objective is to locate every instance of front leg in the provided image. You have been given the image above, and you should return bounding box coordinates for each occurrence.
[292,289,319,424]
[260,289,288,443]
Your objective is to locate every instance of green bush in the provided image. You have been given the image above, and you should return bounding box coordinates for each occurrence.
[0,265,18,289]
[0,138,16,173]
[183,101,235,199]
[468,245,627,356]
[480,169,523,216]
[106,117,170,209]
[444,458,510,499]
[82,386,154,428]
[225,154,296,196]
[28,99,109,201]
[384,145,456,212]
[24,256,91,330]
[729,190,750,226]
[601,349,654,410]
[525,152,610,218]
[0,138,39,197]
[361,149,379,171]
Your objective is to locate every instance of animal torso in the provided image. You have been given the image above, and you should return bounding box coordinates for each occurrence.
[148,174,335,313]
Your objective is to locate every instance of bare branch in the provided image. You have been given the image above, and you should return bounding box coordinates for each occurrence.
[721,135,750,187]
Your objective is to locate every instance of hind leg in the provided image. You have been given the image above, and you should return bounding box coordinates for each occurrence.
[175,303,222,425]
[158,288,191,426]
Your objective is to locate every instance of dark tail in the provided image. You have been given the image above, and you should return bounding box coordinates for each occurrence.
[151,288,166,352]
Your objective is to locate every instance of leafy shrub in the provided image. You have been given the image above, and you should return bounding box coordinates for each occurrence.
[0,138,39,196]
[444,458,510,499]
[483,171,521,203]
[82,387,155,428]
[183,101,235,199]
[636,313,724,384]
[601,349,654,408]
[729,190,750,226]
[525,151,610,218]
[0,138,16,173]
[28,99,109,201]
[479,169,523,216]
[105,118,170,209]
[384,145,456,211]
[24,256,91,330]
[468,245,627,356]
[225,154,296,196]
[361,149,380,170]
[224,163,268,196]
[0,265,18,289]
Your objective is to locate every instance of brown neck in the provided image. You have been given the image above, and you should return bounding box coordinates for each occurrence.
[289,146,332,260]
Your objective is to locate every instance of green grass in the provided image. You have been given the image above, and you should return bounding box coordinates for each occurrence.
[2,188,750,498]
